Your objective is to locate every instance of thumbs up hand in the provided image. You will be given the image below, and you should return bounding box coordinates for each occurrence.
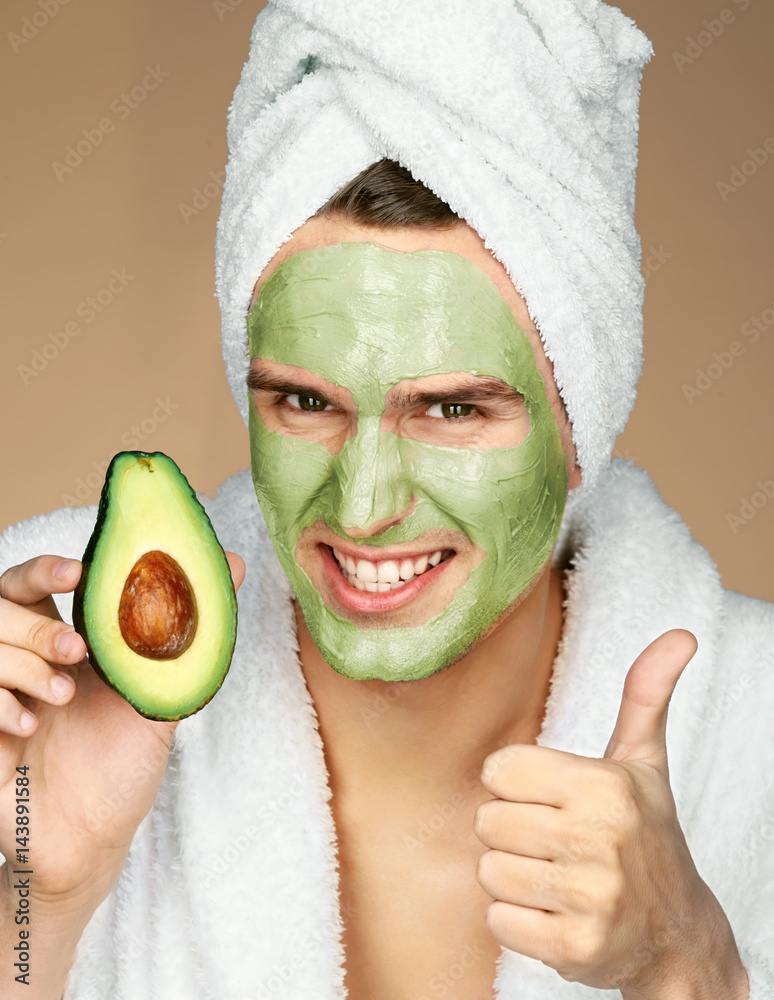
[474,630,749,998]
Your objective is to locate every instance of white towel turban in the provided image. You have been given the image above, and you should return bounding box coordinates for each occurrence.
[215,0,654,504]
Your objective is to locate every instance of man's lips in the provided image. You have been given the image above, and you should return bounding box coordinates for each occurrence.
[318,543,456,614]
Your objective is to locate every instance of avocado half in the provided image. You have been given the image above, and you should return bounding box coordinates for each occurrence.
[72,451,238,721]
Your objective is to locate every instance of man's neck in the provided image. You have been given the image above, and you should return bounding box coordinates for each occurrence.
[295,563,566,813]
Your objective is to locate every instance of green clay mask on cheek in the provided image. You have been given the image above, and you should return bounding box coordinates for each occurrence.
[247,242,567,681]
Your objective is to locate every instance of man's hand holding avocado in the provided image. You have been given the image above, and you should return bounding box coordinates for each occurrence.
[0,548,244,1000]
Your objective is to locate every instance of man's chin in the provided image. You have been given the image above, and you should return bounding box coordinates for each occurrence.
[297,560,549,683]
[299,599,484,683]
[321,644,463,683]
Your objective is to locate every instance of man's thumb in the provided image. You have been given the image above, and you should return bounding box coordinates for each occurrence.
[603,629,697,774]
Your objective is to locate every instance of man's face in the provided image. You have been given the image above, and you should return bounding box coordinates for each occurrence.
[246,222,577,682]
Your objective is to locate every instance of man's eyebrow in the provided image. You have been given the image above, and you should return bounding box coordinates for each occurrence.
[247,368,525,407]
[387,377,524,409]
[246,366,330,397]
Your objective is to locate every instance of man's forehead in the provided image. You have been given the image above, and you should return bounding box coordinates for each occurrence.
[247,241,540,395]
[249,223,532,323]
[249,242,520,339]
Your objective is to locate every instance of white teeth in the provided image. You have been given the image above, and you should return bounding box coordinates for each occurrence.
[342,570,409,592]
[399,559,415,581]
[377,560,400,584]
[356,559,378,583]
[331,545,452,591]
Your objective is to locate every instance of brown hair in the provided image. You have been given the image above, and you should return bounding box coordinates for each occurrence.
[313,158,461,230]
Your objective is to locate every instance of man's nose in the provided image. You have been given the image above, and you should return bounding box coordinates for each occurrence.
[332,418,414,536]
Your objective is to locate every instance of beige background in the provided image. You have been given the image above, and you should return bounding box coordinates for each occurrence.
[1,0,772,601]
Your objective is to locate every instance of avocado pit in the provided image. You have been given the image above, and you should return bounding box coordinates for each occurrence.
[118,549,198,660]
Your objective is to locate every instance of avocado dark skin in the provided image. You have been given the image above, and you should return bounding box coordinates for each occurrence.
[72,451,238,721]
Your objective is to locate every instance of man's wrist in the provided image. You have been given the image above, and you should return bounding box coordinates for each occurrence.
[620,964,748,1000]
[1,863,101,934]
[619,915,749,1000]
[0,864,99,1000]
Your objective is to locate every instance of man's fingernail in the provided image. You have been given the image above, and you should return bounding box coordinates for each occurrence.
[55,631,77,656]
[50,673,75,699]
[53,559,72,580]
[19,712,36,732]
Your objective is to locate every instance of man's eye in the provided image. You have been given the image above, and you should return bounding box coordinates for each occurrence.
[426,402,475,419]
[286,393,330,412]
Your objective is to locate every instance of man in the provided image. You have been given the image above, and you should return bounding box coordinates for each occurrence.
[1,3,772,999]
[1,158,771,1000]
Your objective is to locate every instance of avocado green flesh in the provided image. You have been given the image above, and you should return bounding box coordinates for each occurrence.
[73,452,237,721]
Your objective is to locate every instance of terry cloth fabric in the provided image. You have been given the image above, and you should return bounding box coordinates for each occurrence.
[216,0,655,506]
[1,461,772,998]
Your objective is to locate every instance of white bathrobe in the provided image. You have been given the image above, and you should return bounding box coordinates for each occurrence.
[1,459,772,999]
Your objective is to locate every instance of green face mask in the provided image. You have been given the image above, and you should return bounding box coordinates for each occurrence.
[247,241,567,681]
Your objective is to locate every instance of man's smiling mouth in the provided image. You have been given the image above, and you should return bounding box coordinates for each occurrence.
[328,544,455,592]
[315,542,459,615]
